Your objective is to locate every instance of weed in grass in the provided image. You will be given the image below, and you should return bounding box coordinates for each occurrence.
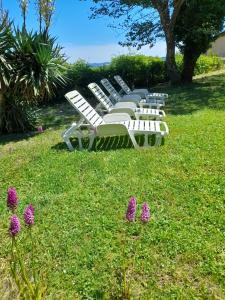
[113,198,151,300]
[6,188,46,299]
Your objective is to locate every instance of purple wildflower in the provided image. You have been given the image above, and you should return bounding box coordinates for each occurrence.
[9,215,21,236]
[141,202,151,223]
[126,197,137,222]
[24,204,35,226]
[37,126,44,133]
[7,187,19,211]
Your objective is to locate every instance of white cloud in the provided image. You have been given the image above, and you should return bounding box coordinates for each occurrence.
[63,41,167,63]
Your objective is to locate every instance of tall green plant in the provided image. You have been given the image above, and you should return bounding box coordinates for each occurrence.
[0,21,67,134]
[36,0,55,33]
[10,30,67,101]
[0,17,13,132]
[18,0,29,31]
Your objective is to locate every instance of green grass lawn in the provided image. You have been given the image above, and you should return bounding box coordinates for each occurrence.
[0,72,225,299]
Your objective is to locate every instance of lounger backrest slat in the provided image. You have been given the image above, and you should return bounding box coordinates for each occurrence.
[65,90,104,127]
[88,83,114,111]
[100,79,121,102]
[114,75,131,94]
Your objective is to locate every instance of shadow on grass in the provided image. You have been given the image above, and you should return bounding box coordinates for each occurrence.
[0,103,77,146]
[0,131,39,147]
[2,73,225,146]
[52,135,164,152]
[151,74,225,115]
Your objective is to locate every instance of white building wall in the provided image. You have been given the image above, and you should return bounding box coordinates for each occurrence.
[207,35,225,57]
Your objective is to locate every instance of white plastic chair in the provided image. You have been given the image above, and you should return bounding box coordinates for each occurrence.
[62,90,169,151]
[88,82,166,120]
[101,78,165,109]
[114,75,168,101]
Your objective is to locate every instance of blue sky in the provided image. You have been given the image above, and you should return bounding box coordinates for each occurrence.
[4,0,166,62]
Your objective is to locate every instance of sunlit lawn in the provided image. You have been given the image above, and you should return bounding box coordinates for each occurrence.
[0,72,225,299]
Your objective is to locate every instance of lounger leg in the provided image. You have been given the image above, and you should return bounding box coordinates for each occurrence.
[88,134,96,150]
[77,134,83,150]
[64,138,74,151]
[155,134,162,146]
[129,132,140,149]
[144,134,150,147]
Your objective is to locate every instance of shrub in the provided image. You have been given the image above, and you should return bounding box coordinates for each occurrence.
[176,54,224,75]
[60,54,167,106]
[110,54,167,88]
[1,97,38,133]
[60,60,111,106]
[195,54,224,75]
[59,54,224,108]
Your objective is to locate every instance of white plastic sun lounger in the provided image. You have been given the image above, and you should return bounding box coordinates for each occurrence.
[88,83,165,120]
[62,90,169,151]
[114,75,168,101]
[100,78,165,109]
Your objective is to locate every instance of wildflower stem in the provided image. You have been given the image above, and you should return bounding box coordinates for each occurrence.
[29,227,37,284]
[10,237,23,292]
[14,238,35,296]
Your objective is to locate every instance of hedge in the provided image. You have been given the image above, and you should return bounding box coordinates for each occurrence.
[54,54,224,104]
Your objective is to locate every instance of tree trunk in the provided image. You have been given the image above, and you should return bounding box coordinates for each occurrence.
[152,1,183,85]
[165,31,181,84]
[181,52,199,83]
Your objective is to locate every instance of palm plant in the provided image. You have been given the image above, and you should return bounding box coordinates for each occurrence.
[18,0,29,31]
[36,0,55,33]
[0,17,13,132]
[10,30,67,102]
[0,21,67,133]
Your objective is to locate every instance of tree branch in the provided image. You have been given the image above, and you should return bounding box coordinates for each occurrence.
[170,0,185,30]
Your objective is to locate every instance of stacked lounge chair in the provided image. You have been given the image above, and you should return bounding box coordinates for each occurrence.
[114,75,168,101]
[101,78,165,109]
[62,90,169,151]
[88,82,165,120]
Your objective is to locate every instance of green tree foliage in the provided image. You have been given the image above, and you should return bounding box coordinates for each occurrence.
[86,0,225,84]
[86,0,185,84]
[175,0,225,83]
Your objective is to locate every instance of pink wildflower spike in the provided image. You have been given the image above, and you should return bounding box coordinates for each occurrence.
[7,187,19,211]
[141,202,151,223]
[9,215,21,236]
[126,197,137,222]
[37,126,44,133]
[24,204,34,226]
[27,204,34,215]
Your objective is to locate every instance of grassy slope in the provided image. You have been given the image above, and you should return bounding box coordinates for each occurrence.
[0,73,225,299]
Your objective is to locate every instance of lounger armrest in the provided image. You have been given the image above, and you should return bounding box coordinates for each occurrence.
[103,113,131,123]
[161,110,166,117]
[162,122,169,135]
